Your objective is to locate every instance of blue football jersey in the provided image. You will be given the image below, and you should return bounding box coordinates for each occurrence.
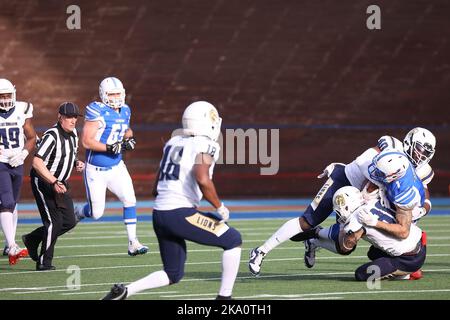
[85,101,131,167]
[384,164,425,210]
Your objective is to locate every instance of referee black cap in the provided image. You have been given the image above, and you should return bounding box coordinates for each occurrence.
[59,102,82,117]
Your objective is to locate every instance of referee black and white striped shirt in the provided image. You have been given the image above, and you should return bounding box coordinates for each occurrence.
[33,122,78,182]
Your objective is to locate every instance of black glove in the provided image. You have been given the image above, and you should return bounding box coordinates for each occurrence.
[106,141,122,154]
[122,137,136,151]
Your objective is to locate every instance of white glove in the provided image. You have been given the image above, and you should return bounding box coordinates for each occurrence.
[378,187,391,209]
[215,203,230,223]
[317,162,345,178]
[357,207,379,227]
[8,149,29,167]
[412,206,427,221]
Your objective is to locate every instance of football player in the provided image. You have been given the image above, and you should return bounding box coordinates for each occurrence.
[74,77,148,256]
[102,101,242,300]
[249,129,435,276]
[0,78,36,265]
[308,186,426,281]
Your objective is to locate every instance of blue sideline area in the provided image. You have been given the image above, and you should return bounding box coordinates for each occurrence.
[16,198,450,224]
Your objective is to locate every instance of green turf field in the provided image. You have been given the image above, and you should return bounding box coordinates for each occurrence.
[1,216,450,300]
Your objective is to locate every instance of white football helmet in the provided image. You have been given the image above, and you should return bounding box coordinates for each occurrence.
[403,127,436,168]
[333,186,365,224]
[369,150,410,184]
[0,78,16,112]
[182,101,222,141]
[99,77,126,109]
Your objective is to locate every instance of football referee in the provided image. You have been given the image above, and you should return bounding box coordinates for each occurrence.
[22,102,85,271]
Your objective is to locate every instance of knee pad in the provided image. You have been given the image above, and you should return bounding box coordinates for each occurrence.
[354,267,368,281]
[122,196,136,208]
[166,269,184,284]
[90,203,105,220]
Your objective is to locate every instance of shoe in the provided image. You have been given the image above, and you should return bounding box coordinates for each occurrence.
[216,295,233,300]
[304,239,318,269]
[22,234,39,262]
[128,239,149,256]
[248,248,266,276]
[409,269,423,280]
[8,244,28,265]
[2,246,8,256]
[36,264,56,271]
[102,284,128,300]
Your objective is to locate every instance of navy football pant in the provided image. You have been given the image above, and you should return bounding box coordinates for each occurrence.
[355,245,426,281]
[0,162,23,211]
[301,164,351,227]
[152,208,242,284]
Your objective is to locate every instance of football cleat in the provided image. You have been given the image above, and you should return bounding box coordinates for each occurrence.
[304,239,318,269]
[8,244,28,265]
[248,248,266,277]
[2,246,9,256]
[409,269,423,280]
[128,239,148,256]
[102,284,128,300]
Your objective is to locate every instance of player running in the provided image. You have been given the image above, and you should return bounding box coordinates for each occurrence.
[75,77,148,256]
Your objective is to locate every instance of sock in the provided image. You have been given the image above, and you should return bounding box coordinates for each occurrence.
[219,247,241,297]
[260,218,302,254]
[123,207,137,241]
[314,225,340,253]
[12,207,18,237]
[126,270,170,297]
[0,212,15,247]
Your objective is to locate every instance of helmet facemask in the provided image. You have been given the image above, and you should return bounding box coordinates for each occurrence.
[101,90,125,109]
[0,89,16,112]
[403,127,436,168]
[409,141,435,168]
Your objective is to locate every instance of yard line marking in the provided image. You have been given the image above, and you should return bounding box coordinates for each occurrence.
[48,241,450,250]
[3,269,450,295]
[2,256,450,277]
[5,243,446,260]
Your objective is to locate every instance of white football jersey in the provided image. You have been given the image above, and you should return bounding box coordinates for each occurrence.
[344,135,425,191]
[344,200,422,256]
[154,135,220,210]
[0,101,33,163]
[344,147,379,190]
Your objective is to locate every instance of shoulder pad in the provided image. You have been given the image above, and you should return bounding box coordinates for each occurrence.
[195,137,221,160]
[415,164,434,185]
[377,135,403,152]
[85,101,105,120]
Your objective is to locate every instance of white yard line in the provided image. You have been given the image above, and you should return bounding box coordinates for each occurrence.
[3,268,450,296]
[2,254,450,276]
[4,243,447,260]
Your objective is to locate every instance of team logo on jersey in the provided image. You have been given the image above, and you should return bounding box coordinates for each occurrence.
[185,213,229,237]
